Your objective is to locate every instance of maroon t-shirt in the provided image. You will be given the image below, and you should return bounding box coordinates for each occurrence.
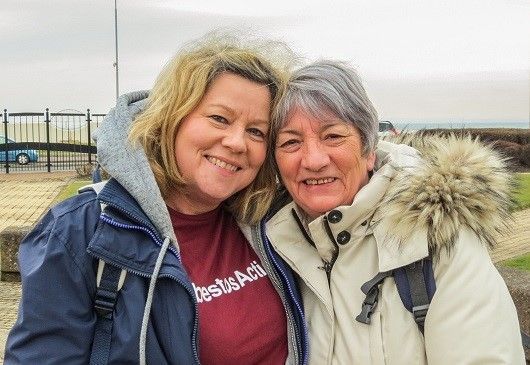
[169,205,288,365]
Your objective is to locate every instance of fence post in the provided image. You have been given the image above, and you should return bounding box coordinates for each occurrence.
[45,108,51,173]
[86,109,92,164]
[3,109,9,174]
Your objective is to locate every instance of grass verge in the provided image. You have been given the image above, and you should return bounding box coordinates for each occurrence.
[502,253,530,272]
[512,173,530,211]
[54,180,92,203]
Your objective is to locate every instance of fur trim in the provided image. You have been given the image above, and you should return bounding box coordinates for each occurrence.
[380,134,513,256]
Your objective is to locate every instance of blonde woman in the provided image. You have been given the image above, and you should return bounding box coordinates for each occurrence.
[5,34,307,365]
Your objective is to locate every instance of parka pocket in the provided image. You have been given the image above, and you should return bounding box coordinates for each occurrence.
[369,312,387,364]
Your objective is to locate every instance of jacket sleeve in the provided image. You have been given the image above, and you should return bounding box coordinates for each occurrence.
[4,209,97,364]
[424,228,526,364]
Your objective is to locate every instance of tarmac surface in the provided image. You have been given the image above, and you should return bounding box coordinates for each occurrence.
[0,172,529,361]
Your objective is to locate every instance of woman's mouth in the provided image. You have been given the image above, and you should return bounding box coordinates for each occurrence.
[304,177,336,185]
[206,156,240,172]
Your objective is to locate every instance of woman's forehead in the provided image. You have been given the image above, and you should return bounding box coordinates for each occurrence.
[281,106,345,129]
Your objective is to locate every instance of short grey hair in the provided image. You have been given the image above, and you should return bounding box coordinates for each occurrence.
[271,60,379,155]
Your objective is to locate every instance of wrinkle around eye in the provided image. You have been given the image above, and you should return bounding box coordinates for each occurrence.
[277,139,301,151]
[208,114,229,124]
[324,134,345,140]
[247,128,267,140]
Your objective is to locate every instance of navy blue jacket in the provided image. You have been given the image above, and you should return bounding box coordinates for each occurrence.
[5,179,307,364]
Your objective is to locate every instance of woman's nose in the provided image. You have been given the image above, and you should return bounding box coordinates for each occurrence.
[221,128,247,153]
[301,141,330,171]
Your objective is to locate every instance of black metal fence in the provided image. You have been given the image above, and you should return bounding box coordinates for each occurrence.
[1,109,106,173]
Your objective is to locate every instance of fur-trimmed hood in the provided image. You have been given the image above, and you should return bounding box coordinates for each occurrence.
[378,135,512,257]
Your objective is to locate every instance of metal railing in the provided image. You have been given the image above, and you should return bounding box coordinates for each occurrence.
[1,109,106,173]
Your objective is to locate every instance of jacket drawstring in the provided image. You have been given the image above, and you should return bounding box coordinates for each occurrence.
[139,236,171,365]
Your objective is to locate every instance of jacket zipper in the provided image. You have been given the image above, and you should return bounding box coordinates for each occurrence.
[291,209,338,285]
[259,222,309,365]
[322,216,339,284]
[97,212,201,365]
[99,199,182,261]
[253,225,299,365]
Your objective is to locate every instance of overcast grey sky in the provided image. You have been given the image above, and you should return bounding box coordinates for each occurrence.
[1,0,529,121]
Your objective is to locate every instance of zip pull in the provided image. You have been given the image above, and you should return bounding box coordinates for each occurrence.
[318,261,332,273]
[318,261,333,283]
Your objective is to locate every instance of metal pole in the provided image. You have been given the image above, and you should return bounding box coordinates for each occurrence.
[3,109,9,174]
[86,109,92,164]
[45,108,51,173]
[114,0,119,101]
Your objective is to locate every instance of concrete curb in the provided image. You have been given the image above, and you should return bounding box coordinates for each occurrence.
[0,226,31,282]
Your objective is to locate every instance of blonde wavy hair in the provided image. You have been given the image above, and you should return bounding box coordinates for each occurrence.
[129,32,293,224]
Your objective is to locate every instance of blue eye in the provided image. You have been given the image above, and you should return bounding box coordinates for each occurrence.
[248,128,266,139]
[209,115,228,124]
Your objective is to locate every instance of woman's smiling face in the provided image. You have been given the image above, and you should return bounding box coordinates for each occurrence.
[275,108,375,220]
[167,72,271,215]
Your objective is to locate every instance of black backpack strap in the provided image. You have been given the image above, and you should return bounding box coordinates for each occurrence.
[392,258,436,334]
[404,261,431,333]
[79,181,127,364]
[89,260,126,365]
[355,271,392,324]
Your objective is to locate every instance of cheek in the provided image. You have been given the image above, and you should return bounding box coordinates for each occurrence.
[274,152,290,178]
[346,157,372,188]
[250,143,267,168]
[339,152,367,179]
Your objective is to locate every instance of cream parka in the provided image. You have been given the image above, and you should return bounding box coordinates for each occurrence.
[266,136,525,364]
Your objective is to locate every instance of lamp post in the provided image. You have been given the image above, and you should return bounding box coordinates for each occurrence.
[113,0,119,101]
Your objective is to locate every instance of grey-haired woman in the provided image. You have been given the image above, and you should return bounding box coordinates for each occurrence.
[265,60,525,364]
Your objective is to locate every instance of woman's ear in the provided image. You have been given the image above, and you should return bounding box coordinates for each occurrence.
[366,151,376,172]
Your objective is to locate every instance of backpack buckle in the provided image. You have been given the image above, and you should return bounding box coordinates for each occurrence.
[94,287,118,318]
[93,261,124,319]
[355,286,379,324]
[412,304,429,324]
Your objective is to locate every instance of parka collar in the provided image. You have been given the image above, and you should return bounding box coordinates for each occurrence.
[87,179,186,279]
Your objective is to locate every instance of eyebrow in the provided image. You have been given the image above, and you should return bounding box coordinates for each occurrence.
[208,103,235,115]
[278,121,343,135]
[277,129,302,137]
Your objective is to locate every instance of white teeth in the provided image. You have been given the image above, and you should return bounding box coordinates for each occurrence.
[305,178,335,185]
[206,156,239,172]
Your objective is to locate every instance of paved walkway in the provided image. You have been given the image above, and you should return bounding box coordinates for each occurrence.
[490,209,530,262]
[0,172,76,232]
[0,172,75,362]
[0,172,529,361]
[0,282,19,362]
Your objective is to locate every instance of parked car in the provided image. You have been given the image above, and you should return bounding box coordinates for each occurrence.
[0,137,39,165]
[378,121,400,136]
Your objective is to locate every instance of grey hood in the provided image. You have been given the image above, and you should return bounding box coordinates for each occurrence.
[92,91,177,245]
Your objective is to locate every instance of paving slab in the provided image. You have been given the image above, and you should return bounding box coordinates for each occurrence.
[0,282,20,363]
[0,172,76,233]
